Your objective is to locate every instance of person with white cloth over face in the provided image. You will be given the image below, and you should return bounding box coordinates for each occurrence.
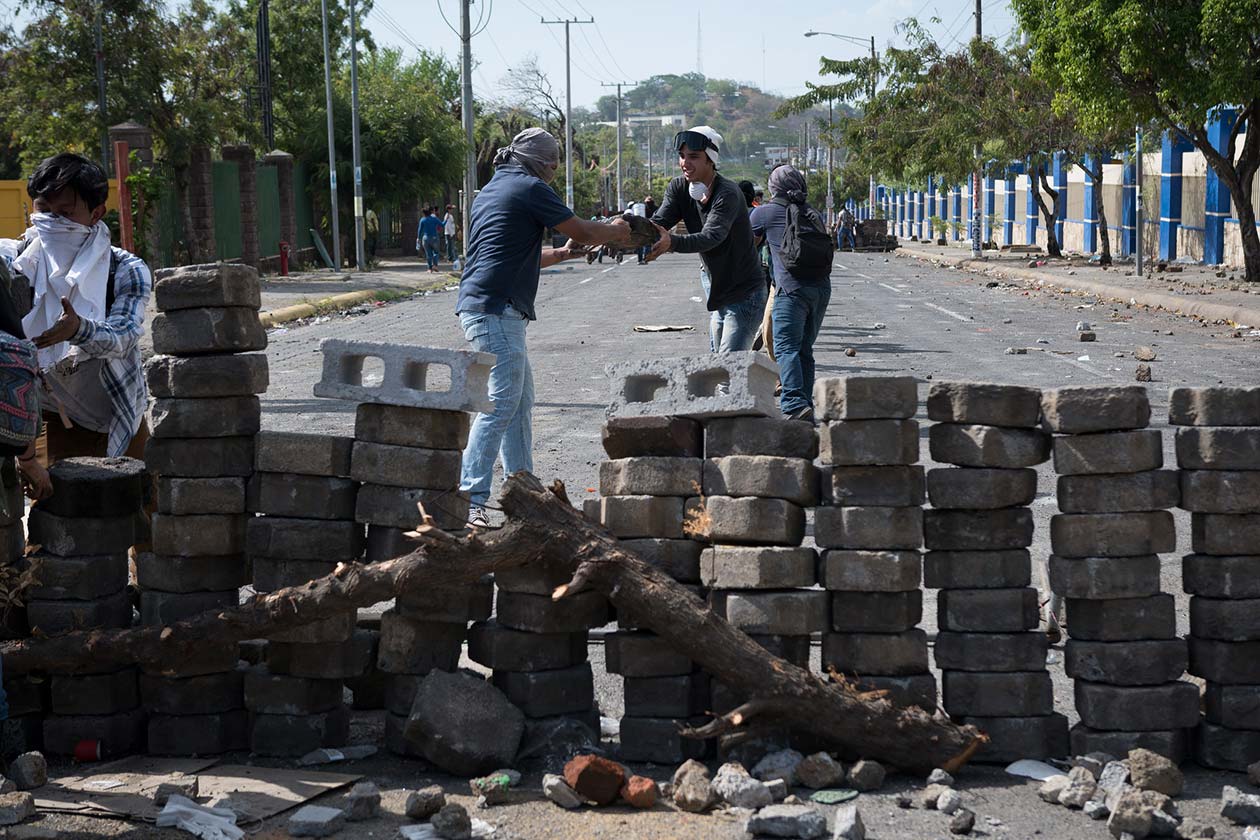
[0,153,153,488]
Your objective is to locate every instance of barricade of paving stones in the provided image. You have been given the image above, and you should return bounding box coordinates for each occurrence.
[245,430,361,756]
[594,415,707,764]
[924,381,1067,762]
[815,377,937,716]
[1045,386,1198,761]
[310,341,483,759]
[140,262,269,756]
[25,457,146,757]
[1171,385,1260,771]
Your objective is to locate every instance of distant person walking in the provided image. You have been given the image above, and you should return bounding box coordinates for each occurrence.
[456,127,632,527]
[443,205,459,261]
[364,207,379,263]
[750,165,833,421]
[417,207,442,272]
[837,205,856,251]
[647,126,766,352]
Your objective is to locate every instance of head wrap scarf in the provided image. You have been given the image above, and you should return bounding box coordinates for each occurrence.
[769,165,808,205]
[493,127,561,179]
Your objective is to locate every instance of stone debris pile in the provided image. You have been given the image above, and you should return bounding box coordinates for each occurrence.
[141,261,269,756]
[925,381,1066,761]
[815,376,934,712]
[1044,386,1197,760]
[26,457,145,756]
[1171,386,1260,771]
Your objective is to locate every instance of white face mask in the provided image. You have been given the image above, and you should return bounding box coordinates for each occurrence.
[688,181,708,201]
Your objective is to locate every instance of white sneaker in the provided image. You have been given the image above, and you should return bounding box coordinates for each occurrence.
[468,506,490,529]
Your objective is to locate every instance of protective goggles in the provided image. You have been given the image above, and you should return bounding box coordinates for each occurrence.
[673,130,718,154]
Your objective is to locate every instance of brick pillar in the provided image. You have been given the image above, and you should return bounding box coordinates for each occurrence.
[1159,131,1194,261]
[221,144,259,269]
[261,150,297,258]
[109,121,158,261]
[186,144,216,263]
[1204,108,1237,266]
[1027,163,1040,245]
[401,199,420,257]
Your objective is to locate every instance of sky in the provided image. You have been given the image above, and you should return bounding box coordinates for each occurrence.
[369,0,1022,110]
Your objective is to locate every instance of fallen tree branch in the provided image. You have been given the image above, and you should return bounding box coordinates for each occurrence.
[2,473,985,773]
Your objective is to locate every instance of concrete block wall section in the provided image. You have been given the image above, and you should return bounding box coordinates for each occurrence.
[923,381,1068,763]
[1170,386,1260,771]
[1042,385,1197,763]
[23,458,145,758]
[815,377,938,718]
[245,430,362,757]
[140,262,270,756]
[597,415,709,765]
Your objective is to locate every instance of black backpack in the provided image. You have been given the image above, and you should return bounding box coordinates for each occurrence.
[774,198,834,278]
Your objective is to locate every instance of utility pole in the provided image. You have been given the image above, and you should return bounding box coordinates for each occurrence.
[319,0,342,269]
[869,36,877,214]
[349,0,365,272]
[646,123,653,196]
[95,1,108,172]
[601,82,636,211]
[256,0,275,149]
[541,16,594,209]
[460,0,476,257]
[827,98,834,225]
[971,0,982,258]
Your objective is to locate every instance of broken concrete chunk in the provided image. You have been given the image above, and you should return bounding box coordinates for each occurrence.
[563,754,624,806]
[1223,785,1260,825]
[743,803,827,839]
[672,759,718,813]
[287,804,347,837]
[6,755,45,792]
[846,760,886,792]
[795,752,846,790]
[0,792,36,825]
[153,776,199,806]
[403,670,524,777]
[834,804,866,840]
[1128,748,1183,797]
[542,774,582,809]
[404,785,446,819]
[343,780,380,821]
[1039,775,1071,804]
[431,803,473,840]
[469,773,511,807]
[713,762,773,809]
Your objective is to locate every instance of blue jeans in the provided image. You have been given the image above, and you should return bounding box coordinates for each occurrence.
[446,235,458,261]
[699,270,768,352]
[422,236,440,269]
[459,306,533,507]
[838,228,856,249]
[773,284,831,415]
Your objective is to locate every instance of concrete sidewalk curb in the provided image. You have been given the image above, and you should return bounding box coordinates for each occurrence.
[258,275,457,328]
[896,245,1260,329]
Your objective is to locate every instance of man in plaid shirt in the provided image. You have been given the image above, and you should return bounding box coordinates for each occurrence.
[0,153,152,489]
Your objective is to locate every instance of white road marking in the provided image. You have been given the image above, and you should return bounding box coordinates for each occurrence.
[922,301,970,322]
[579,277,593,284]
[855,272,875,280]
[834,262,849,271]
[601,266,617,274]
[878,282,905,294]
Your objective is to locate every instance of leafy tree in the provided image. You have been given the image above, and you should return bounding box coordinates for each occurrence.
[1013,0,1260,280]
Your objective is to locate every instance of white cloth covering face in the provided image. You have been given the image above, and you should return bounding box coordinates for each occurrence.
[12,212,112,369]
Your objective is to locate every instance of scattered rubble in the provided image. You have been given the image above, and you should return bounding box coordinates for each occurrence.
[744,803,827,839]
[1136,363,1153,381]
[713,762,773,809]
[620,775,658,808]
[343,781,380,820]
[6,755,46,792]
[937,787,963,815]
[0,792,36,826]
[673,759,719,813]
[406,785,447,819]
[152,776,199,806]
[926,768,955,787]
[1128,748,1183,797]
[542,774,583,810]
[949,807,976,834]
[287,804,346,837]
[431,803,473,840]
[753,749,805,786]
[846,760,886,792]
[833,804,865,840]
[1223,785,1260,825]
[469,774,511,807]
[563,754,624,806]
[795,753,846,789]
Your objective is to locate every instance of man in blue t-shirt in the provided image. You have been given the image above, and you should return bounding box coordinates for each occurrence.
[456,127,637,526]
[750,165,832,422]
[417,208,443,272]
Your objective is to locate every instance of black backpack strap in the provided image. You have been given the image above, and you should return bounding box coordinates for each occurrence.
[106,249,119,312]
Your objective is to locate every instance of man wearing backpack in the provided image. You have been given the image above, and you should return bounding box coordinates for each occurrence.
[0,153,153,478]
[750,165,834,422]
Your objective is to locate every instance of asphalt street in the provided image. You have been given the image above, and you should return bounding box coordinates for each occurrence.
[245,250,1258,839]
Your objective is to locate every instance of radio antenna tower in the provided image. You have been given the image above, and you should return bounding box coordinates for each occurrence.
[696,14,703,75]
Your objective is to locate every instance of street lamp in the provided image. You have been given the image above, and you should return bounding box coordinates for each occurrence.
[805,30,879,216]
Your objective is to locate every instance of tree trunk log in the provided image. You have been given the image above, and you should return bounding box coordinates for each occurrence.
[2,473,985,774]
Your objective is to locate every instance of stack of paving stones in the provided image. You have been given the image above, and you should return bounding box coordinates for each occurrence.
[813,377,935,713]
[595,416,706,764]
[924,382,1067,761]
[244,432,367,757]
[704,416,823,733]
[1170,386,1260,770]
[349,403,486,757]
[1045,385,1197,761]
[25,457,145,757]
[141,262,268,756]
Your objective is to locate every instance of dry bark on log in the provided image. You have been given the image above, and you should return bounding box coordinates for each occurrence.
[1,473,984,773]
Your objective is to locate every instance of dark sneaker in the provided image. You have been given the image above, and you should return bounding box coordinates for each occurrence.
[786,407,816,424]
[468,506,490,529]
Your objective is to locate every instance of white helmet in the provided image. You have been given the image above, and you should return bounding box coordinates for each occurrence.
[677,125,723,166]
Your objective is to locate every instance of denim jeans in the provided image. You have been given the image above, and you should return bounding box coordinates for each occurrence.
[713,284,769,352]
[838,228,856,249]
[422,235,440,269]
[458,306,533,507]
[446,235,458,261]
[772,284,831,415]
